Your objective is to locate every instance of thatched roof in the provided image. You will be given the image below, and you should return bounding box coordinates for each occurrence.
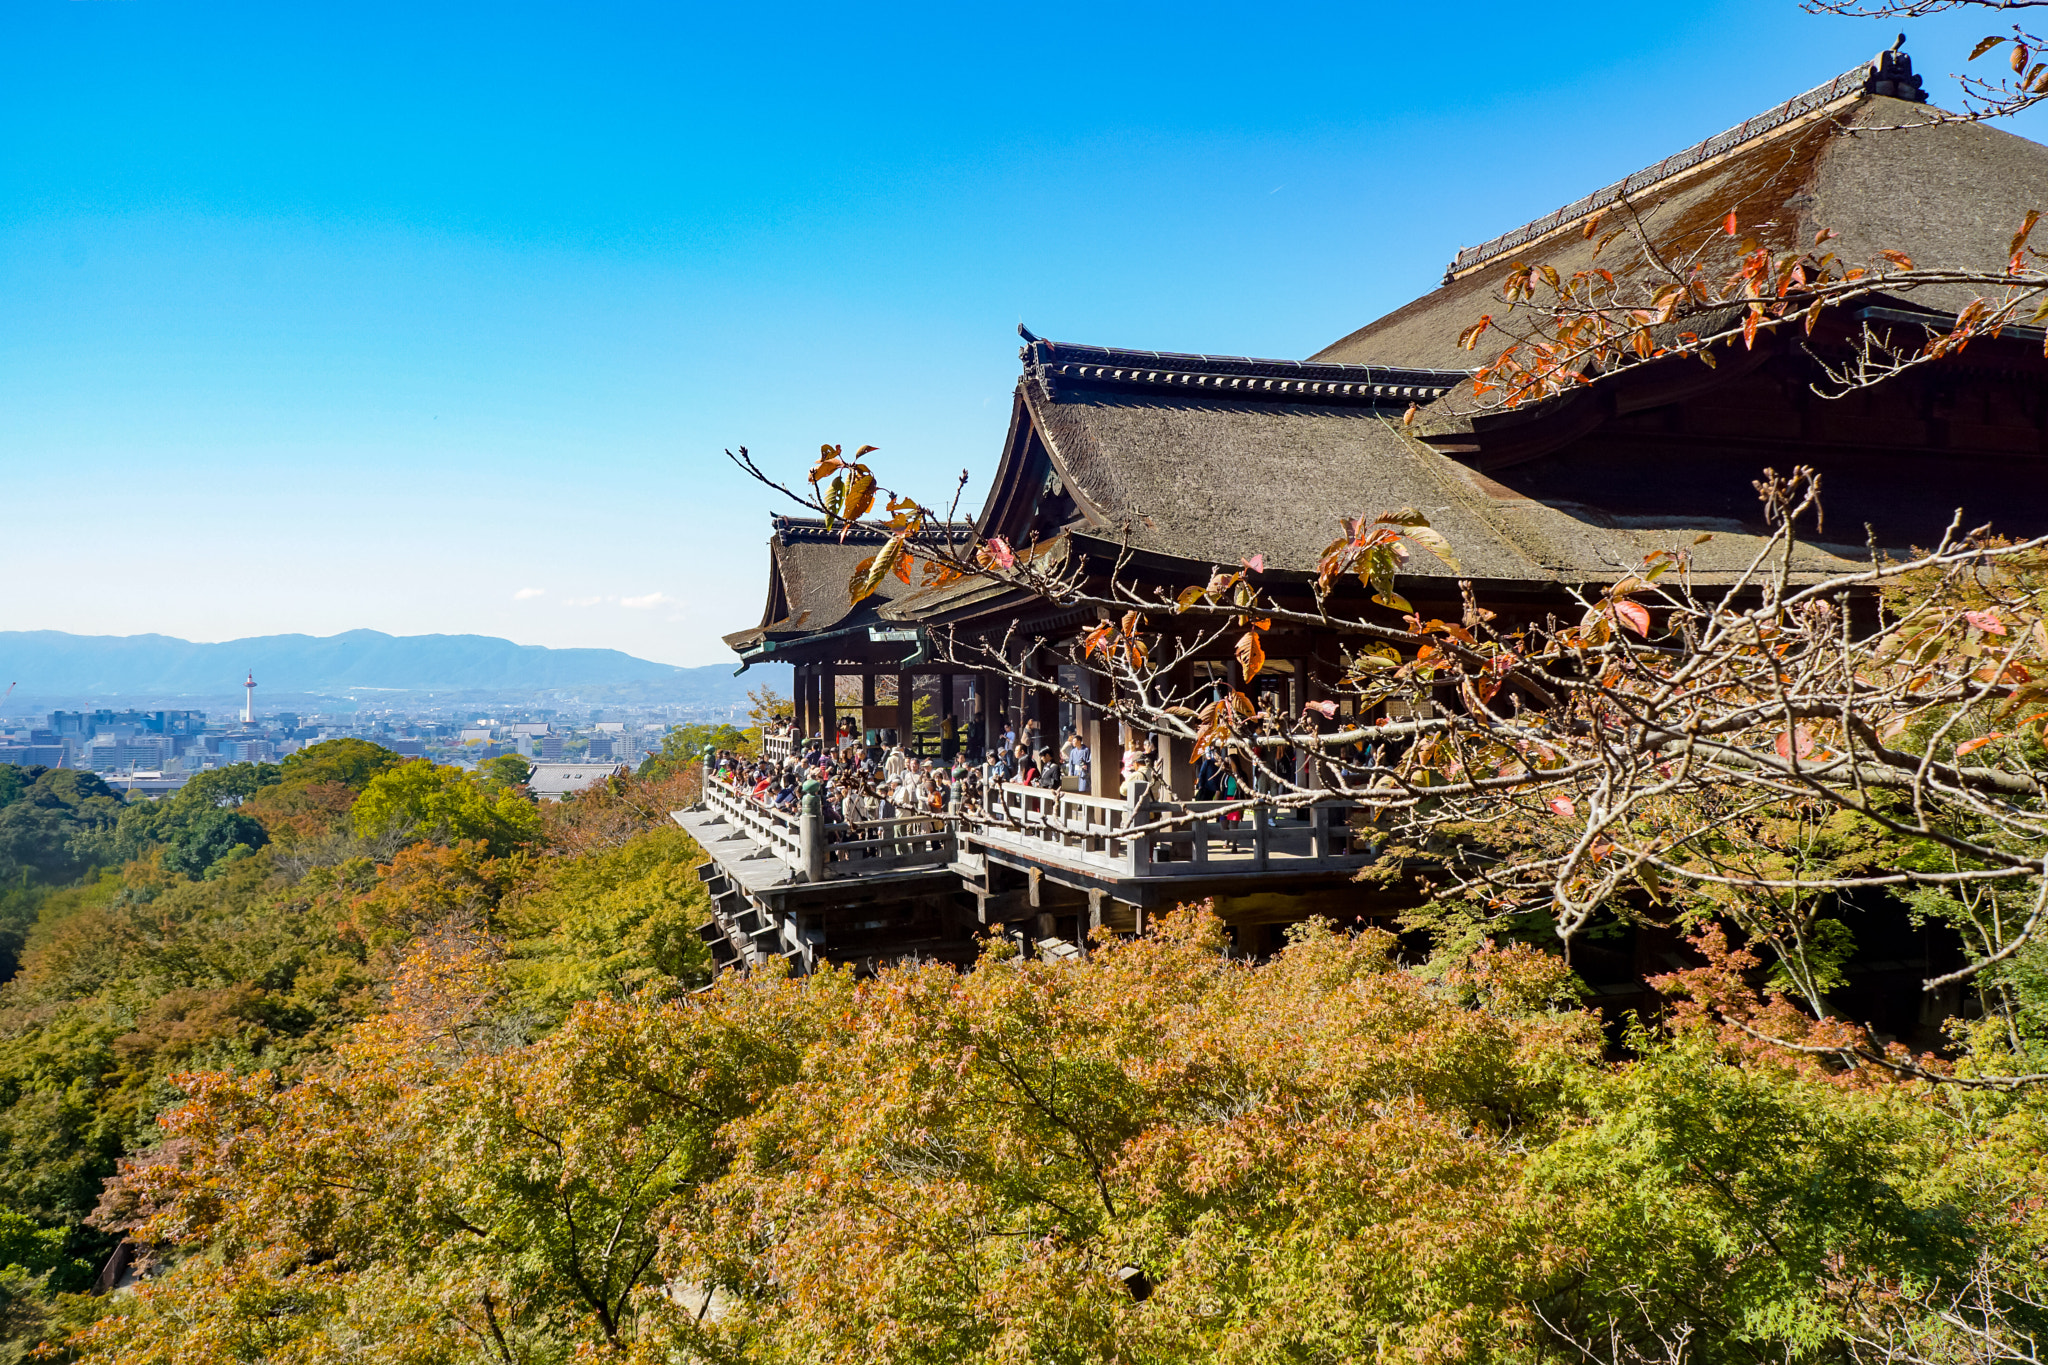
[722,49,2048,661]
[723,517,962,656]
[1315,48,2048,371]
[1012,339,1867,586]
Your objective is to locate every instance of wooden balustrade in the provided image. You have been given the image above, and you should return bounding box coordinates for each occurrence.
[699,763,954,881]
[699,761,1373,888]
[701,773,809,866]
[971,782,1377,879]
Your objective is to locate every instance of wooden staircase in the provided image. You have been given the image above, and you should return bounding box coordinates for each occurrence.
[695,861,811,975]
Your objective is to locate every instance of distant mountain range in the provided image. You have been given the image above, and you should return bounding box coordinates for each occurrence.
[0,630,784,707]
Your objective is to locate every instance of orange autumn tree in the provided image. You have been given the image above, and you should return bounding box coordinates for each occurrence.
[66,910,2044,1365]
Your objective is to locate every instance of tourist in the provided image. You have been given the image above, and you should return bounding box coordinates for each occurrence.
[1062,730,1090,794]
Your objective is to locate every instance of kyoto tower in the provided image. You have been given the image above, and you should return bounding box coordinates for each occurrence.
[242,670,256,725]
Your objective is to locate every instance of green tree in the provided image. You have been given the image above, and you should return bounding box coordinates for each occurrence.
[0,769,123,887]
[109,762,281,866]
[637,723,749,782]
[0,767,38,813]
[0,1208,93,1364]
[747,685,791,727]
[278,737,404,791]
[503,824,713,1020]
[352,761,542,858]
[160,807,268,880]
[59,910,2037,1365]
[478,753,533,792]
[65,954,831,1364]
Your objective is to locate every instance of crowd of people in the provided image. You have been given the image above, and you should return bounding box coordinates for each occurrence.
[709,718,1074,850]
[712,704,1386,875]
[720,712,1296,839]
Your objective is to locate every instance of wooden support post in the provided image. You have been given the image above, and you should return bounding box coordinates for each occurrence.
[1029,651,1057,758]
[982,672,1004,758]
[800,807,825,883]
[896,670,912,749]
[1085,669,1118,801]
[815,665,831,743]
[975,887,1035,924]
[1161,665,1195,799]
[1284,659,1307,794]
[1304,652,1333,792]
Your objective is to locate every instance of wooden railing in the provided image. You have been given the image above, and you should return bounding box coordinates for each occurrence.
[699,762,954,881]
[701,772,809,867]
[825,813,954,872]
[970,782,1377,880]
[700,762,1374,887]
[761,731,795,764]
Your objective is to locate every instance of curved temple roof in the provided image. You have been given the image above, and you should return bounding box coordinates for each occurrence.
[725,49,2048,661]
[1446,45,1926,281]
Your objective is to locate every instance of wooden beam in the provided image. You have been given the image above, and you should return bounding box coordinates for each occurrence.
[975,888,1036,924]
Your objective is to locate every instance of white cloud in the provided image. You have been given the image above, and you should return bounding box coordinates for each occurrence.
[512,587,546,600]
[620,591,674,610]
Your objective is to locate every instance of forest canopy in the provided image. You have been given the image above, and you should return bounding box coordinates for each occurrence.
[0,744,712,1361]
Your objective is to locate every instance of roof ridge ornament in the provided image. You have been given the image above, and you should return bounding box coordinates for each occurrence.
[1018,335,1462,407]
[1444,49,1927,280]
[1867,34,1926,102]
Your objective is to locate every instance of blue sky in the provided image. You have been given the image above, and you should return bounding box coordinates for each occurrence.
[3,0,2036,666]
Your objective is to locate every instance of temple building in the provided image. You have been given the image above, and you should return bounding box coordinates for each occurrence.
[680,48,2048,1018]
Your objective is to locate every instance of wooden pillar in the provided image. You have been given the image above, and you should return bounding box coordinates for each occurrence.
[1087,672,1119,801]
[939,672,959,762]
[1285,660,1306,790]
[982,671,1004,757]
[861,672,877,745]
[896,670,912,748]
[1162,666,1196,801]
[1307,650,1339,790]
[820,666,837,745]
[800,804,824,883]
[791,663,810,738]
[1030,655,1058,758]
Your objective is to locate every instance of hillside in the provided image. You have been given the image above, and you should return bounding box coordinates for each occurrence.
[0,630,780,704]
